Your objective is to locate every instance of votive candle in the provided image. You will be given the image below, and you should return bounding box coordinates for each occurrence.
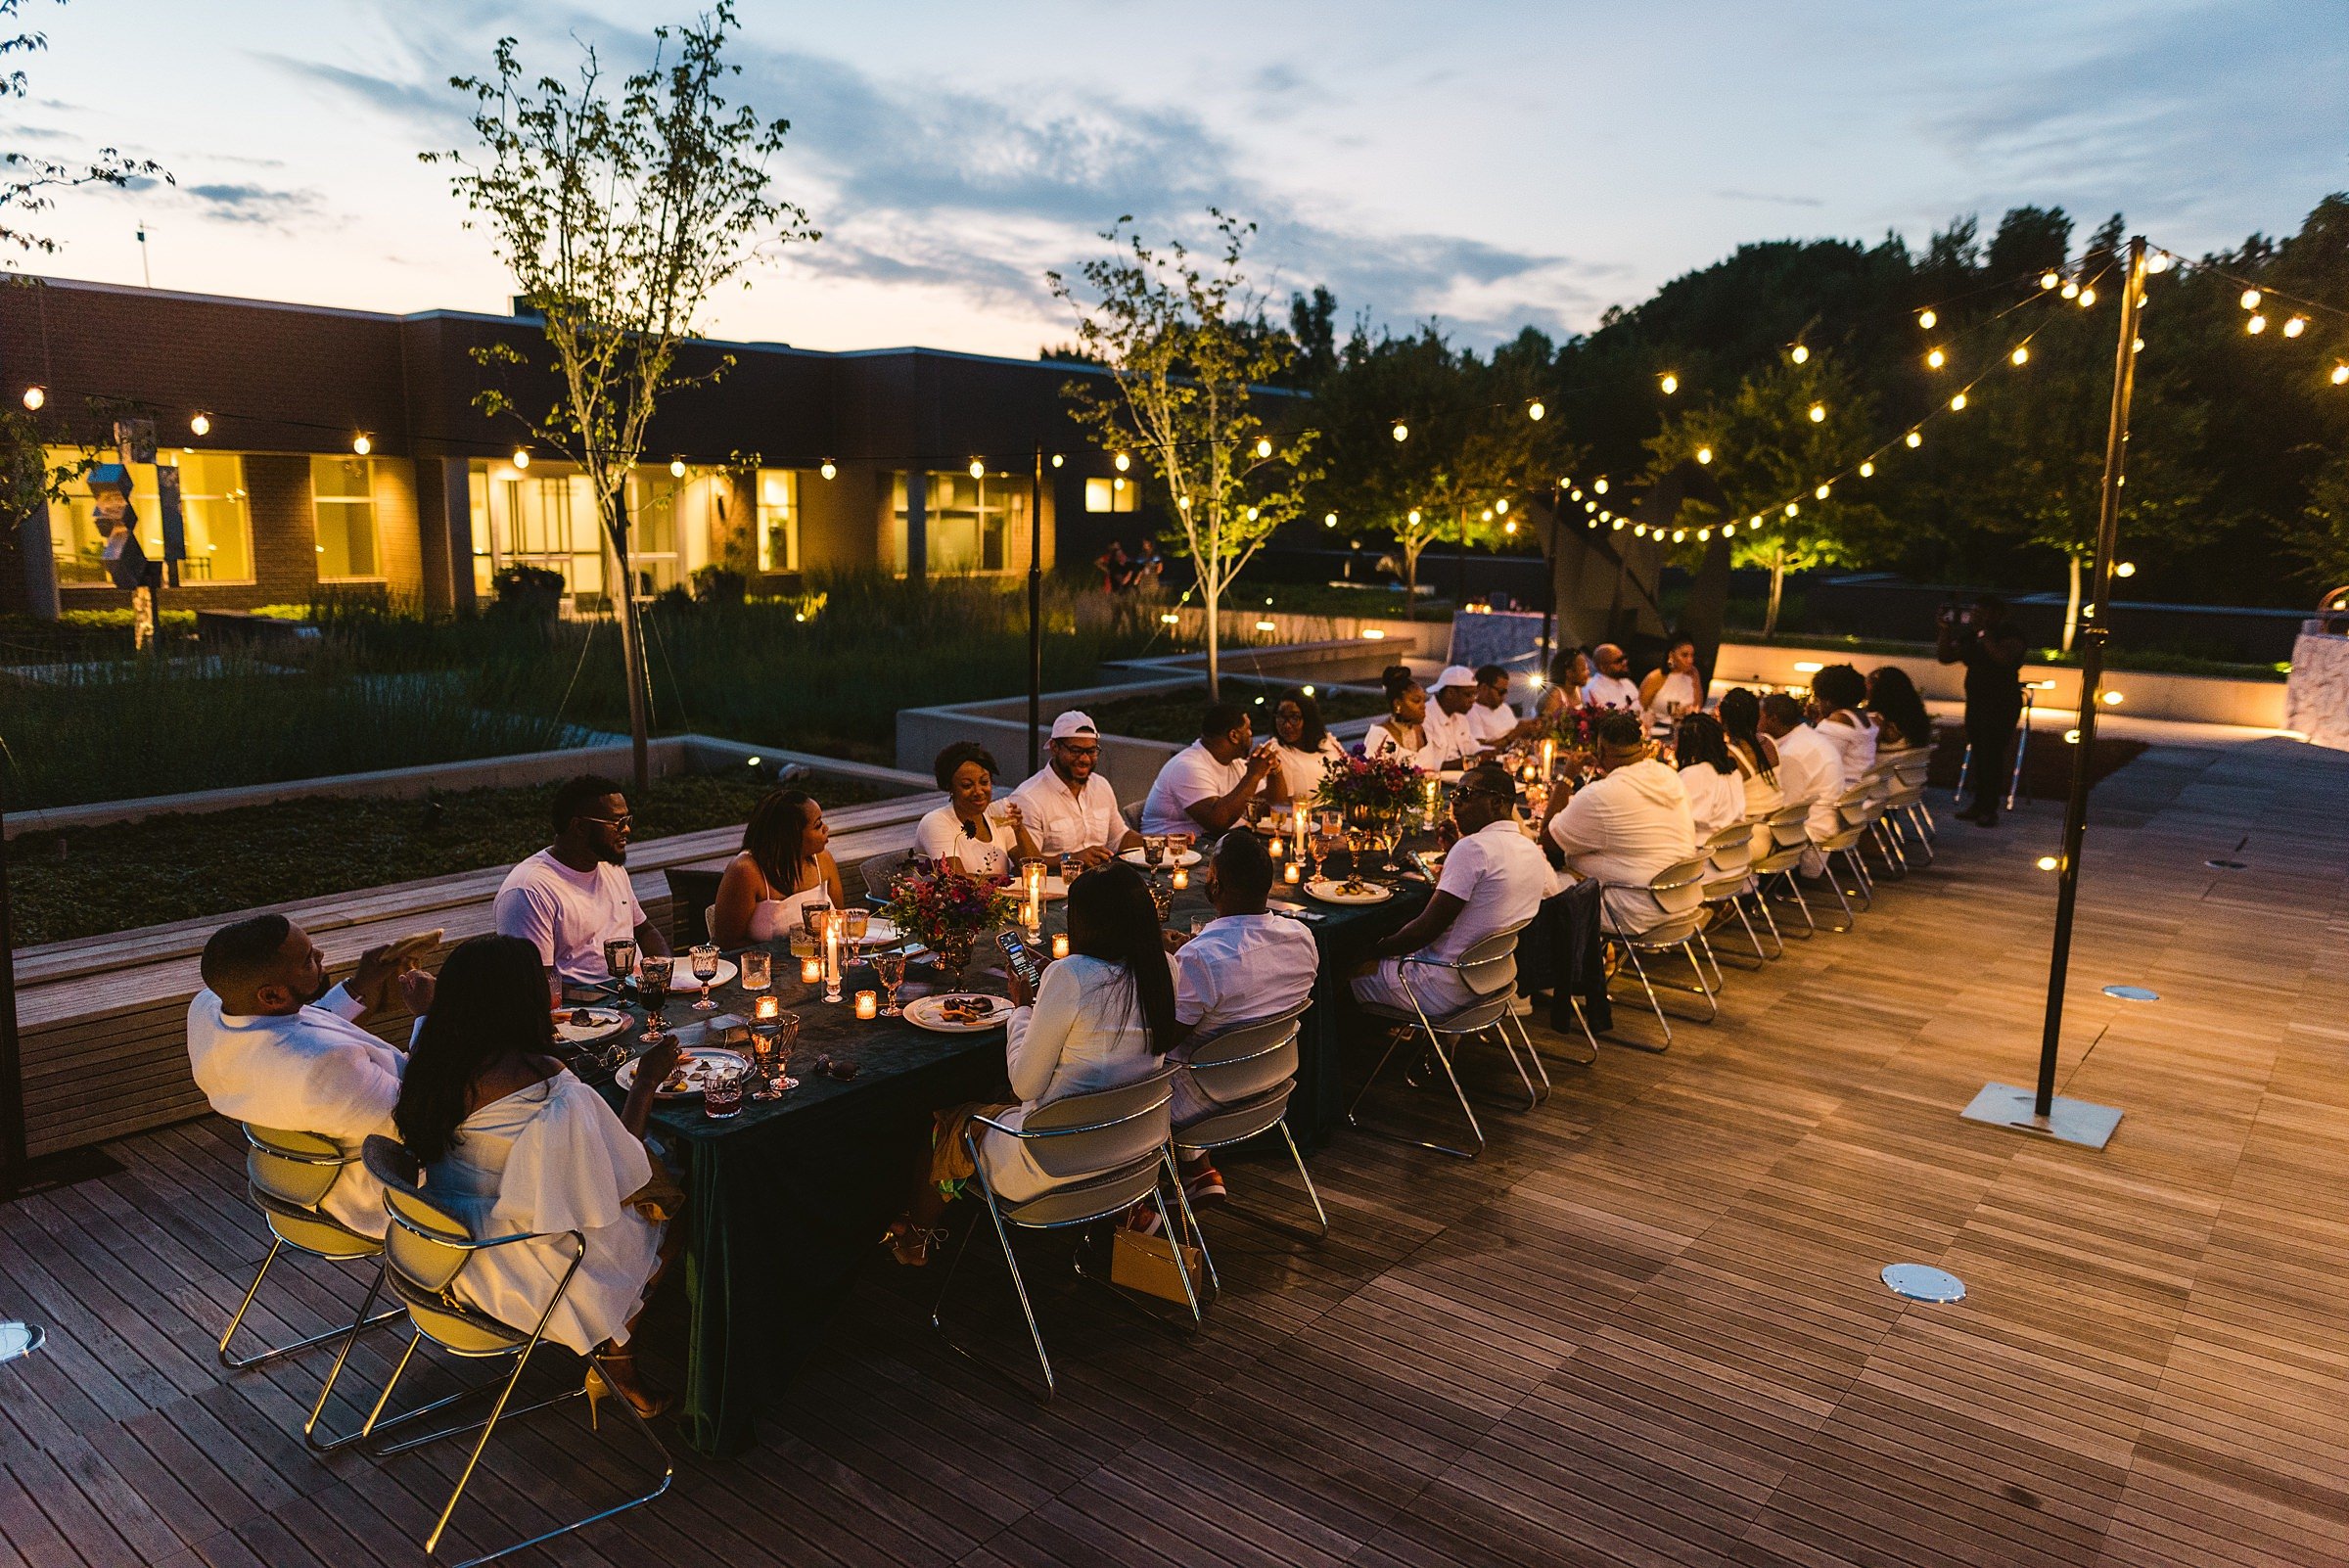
[799,955,822,985]
[854,991,878,1020]
[754,993,780,1023]
[1171,867,1190,891]
[1268,835,1285,859]
[1284,861,1303,886]
[1050,933,1070,960]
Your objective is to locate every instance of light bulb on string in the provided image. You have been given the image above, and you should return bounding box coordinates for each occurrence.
[1481,508,1494,523]
[1750,515,1763,527]
[1610,517,1625,530]
[1815,484,1830,499]
[2240,289,2262,310]
[1808,402,1825,423]
[1722,522,1736,535]
[1858,460,1874,478]
[1585,499,1597,512]
[1495,497,1509,514]
[2247,313,2268,335]
[968,458,986,479]
[1598,509,1611,521]
[1916,309,1936,330]
[20,385,43,411]
[1905,431,1922,448]
[670,457,687,478]
[1178,495,1191,510]
[1254,437,1273,458]
[1594,478,1608,494]
[1570,487,1583,500]
[819,459,837,480]
[1784,501,1799,517]
[1504,520,1517,535]
[1632,524,1646,537]
[1697,528,1711,541]
[1245,506,1260,522]
[2332,364,2349,386]
[2078,287,2096,307]
[352,434,372,455]
[2132,338,2144,353]
[2010,346,2030,365]
[1391,422,1407,442]
[2060,281,2080,300]
[1950,392,1967,411]
[2114,561,2137,578]
[2040,272,2060,290]
[2145,252,2172,273]
[1695,446,1713,464]
[512,447,530,469]
[1406,508,1421,526]
[1659,373,1679,395]
[1323,511,1337,528]
[1926,347,1946,369]
[189,412,211,436]
[1114,450,1131,472]
[1790,345,1810,364]
[1527,399,1545,421]
[1050,453,1064,468]
[2284,316,2308,338]
[1672,529,1685,542]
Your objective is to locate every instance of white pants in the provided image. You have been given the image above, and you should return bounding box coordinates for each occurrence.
[1352,956,1476,1020]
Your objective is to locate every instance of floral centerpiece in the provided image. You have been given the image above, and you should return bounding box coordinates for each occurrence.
[881,863,1015,986]
[1317,751,1425,819]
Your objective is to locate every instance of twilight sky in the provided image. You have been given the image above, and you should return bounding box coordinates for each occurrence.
[12,0,2345,356]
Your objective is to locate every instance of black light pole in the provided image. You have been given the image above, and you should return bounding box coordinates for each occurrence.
[1028,445,1044,776]
[1964,234,2143,1150]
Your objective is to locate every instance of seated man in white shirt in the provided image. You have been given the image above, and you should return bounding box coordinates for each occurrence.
[1423,665,1496,765]
[186,915,428,1238]
[1139,702,1278,839]
[494,774,670,988]
[1466,664,1533,749]
[1581,643,1642,711]
[1353,762,1549,1017]
[1540,710,1697,935]
[1008,711,1141,868]
[1163,831,1319,1202]
[1759,693,1844,879]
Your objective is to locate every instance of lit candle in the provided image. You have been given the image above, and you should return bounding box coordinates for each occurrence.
[1050,933,1070,960]
[1540,736,1556,781]
[1284,861,1302,886]
[854,991,878,1020]
[755,994,780,1023]
[1023,858,1046,905]
[822,914,842,1002]
[800,955,822,985]
[1294,802,1308,843]
[1171,866,1190,891]
[1268,835,1285,859]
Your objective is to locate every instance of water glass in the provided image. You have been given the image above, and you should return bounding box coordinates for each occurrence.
[1143,834,1167,867]
[1168,830,1195,860]
[740,949,771,992]
[601,937,638,991]
[1059,853,1082,886]
[800,899,833,941]
[703,1061,747,1120]
[690,943,720,1010]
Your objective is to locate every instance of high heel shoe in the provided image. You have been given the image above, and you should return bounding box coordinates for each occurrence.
[584,1356,674,1427]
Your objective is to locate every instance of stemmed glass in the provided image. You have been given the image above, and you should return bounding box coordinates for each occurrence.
[638,955,673,1043]
[690,944,720,1010]
[872,949,908,1017]
[751,1010,800,1098]
[601,937,638,997]
[1380,816,1405,874]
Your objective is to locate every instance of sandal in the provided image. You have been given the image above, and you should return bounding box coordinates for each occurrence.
[881,1218,944,1267]
[584,1350,674,1424]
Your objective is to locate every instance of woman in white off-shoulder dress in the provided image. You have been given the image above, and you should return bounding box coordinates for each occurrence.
[395,934,681,1419]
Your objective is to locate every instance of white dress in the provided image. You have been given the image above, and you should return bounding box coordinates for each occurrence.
[1271,736,1347,803]
[425,1072,665,1355]
[981,955,1168,1204]
[1645,670,1703,734]
[748,885,832,944]
[1361,719,1449,772]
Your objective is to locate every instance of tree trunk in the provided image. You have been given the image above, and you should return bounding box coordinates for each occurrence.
[1764,553,1786,639]
[1403,540,1420,622]
[2061,551,2082,654]
[605,504,653,795]
[1202,569,1221,702]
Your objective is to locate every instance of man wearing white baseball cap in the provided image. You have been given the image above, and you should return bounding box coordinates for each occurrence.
[1423,665,1492,765]
[1007,710,1141,867]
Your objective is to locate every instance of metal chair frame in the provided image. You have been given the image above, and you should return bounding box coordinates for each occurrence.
[354,1138,672,1568]
[1347,921,1538,1160]
[931,1073,1204,1400]
[1600,857,1717,1050]
[1754,804,1819,941]
[1697,823,1772,975]
[1172,1004,1328,1246]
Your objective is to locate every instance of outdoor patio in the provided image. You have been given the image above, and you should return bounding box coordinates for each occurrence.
[3,724,2344,1568]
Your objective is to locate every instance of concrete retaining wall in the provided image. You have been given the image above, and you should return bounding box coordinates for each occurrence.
[1711,642,2288,729]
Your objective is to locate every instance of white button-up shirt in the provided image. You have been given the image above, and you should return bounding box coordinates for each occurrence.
[1582,672,1642,712]
[1171,911,1321,1125]
[1465,700,1522,748]
[1007,764,1129,857]
[186,983,405,1237]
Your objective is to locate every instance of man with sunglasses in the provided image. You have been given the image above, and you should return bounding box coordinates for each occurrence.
[1351,761,1547,1017]
[493,774,669,988]
[1008,711,1142,867]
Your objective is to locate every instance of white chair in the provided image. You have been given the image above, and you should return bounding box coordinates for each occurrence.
[1348,920,1536,1160]
[1601,855,1716,1048]
[1877,745,1936,862]
[354,1137,672,1568]
[1172,1004,1328,1271]
[932,1070,1200,1400]
[1698,822,1772,973]
[219,1125,403,1454]
[1813,781,1879,922]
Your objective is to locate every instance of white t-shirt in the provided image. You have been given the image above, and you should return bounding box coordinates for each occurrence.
[1387,818,1550,1013]
[1679,762,1748,841]
[1816,712,1879,791]
[186,983,404,1237]
[915,804,1019,879]
[493,850,647,985]
[1466,699,1521,748]
[1141,741,1246,838]
[1170,911,1321,1125]
[1270,736,1348,804]
[1772,722,1841,811]
[1546,758,1698,934]
[1582,672,1641,711]
[1007,765,1128,857]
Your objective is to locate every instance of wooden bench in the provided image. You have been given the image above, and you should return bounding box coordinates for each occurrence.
[14,791,943,1159]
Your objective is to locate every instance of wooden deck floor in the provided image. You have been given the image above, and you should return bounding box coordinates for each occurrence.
[5,729,2347,1567]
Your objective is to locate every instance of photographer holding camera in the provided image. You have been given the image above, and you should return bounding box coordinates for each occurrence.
[1936,594,2028,826]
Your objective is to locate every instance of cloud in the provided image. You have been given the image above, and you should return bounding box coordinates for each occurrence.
[258,54,476,140]
[182,181,324,225]
[1713,189,1826,208]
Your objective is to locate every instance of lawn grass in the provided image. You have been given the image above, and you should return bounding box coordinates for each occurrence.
[6,769,905,947]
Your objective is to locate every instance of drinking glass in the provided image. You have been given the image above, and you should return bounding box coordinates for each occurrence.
[739,949,771,992]
[1169,830,1195,860]
[601,937,638,994]
[1380,818,1405,873]
[750,1011,800,1097]
[1143,834,1167,868]
[1147,876,1174,924]
[703,1061,747,1120]
[638,955,672,1043]
[1059,853,1082,886]
[872,950,908,1017]
[844,909,870,947]
[800,900,833,942]
[690,944,720,1010]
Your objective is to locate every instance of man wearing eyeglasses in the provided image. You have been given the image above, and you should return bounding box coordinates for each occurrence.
[493,774,670,987]
[1008,711,1143,867]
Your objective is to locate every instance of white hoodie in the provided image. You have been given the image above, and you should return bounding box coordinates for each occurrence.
[1546,757,1698,934]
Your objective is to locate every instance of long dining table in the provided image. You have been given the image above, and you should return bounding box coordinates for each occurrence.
[583,845,1432,1457]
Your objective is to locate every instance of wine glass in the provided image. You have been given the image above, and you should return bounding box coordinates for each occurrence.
[873,949,908,1016]
[751,1010,800,1097]
[601,937,638,996]
[690,944,720,1010]
[1380,817,1405,874]
[638,955,672,1043]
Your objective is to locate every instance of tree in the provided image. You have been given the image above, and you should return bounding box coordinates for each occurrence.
[427,2,813,789]
[1647,347,1889,636]
[1049,211,1316,698]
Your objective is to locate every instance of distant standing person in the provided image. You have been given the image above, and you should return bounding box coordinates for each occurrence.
[1937,595,2027,826]
[1096,540,1133,594]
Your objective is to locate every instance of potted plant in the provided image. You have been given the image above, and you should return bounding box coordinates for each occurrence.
[488,564,566,622]
[880,863,1016,987]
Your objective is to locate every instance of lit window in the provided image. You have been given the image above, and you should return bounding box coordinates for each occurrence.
[890,472,1028,576]
[45,445,254,584]
[310,455,380,579]
[757,468,799,572]
[1085,476,1137,514]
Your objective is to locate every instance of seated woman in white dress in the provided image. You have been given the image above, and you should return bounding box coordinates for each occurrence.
[1672,712,1749,841]
[1535,648,1590,723]
[883,861,1175,1265]
[913,741,1039,880]
[1266,686,1349,805]
[711,788,849,946]
[1641,632,1705,737]
[1360,665,1452,771]
[393,935,680,1418]
[1808,663,1879,789]
[1719,688,1784,858]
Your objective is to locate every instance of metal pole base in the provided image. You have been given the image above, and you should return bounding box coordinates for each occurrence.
[1960,1083,2122,1150]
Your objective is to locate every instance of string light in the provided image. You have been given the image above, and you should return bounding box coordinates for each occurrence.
[1926,348,1946,369]
[2010,346,2030,365]
[1050,453,1064,468]
[1815,483,1830,499]
[1633,523,1647,537]
[1784,501,1799,517]
[1594,478,1608,494]
[2240,289,2263,310]
[2114,561,2137,577]
[1659,373,1679,395]
[819,459,837,480]
[2060,281,2080,300]
[351,434,371,455]
[1750,514,1763,526]
[670,457,687,478]
[1527,400,1545,421]
[2284,316,2308,338]
[1495,497,1509,514]
[1916,309,1936,330]
[2333,364,2349,386]
[1672,529,1686,542]
[1696,528,1711,541]
[189,412,211,436]
[1905,431,1922,448]
[1504,519,1517,534]
[1480,507,1494,523]
[968,457,986,479]
[1950,392,1967,411]
[1722,522,1736,535]
[2078,287,2096,307]
[1610,517,1625,530]
[1858,461,1874,478]
[1323,511,1337,528]
[20,386,43,410]
[1406,508,1421,525]
[2040,272,2060,290]
[512,447,530,469]
[2247,314,2268,335]
[1598,509,1611,521]
[1254,437,1272,458]
[1245,506,1260,521]
[1114,451,1131,471]
[1178,495,1191,510]
[1570,487,1584,500]
[2145,252,2172,273]
[1391,422,1408,441]
[1695,446,1713,464]
[1790,345,1810,364]
[1808,402,1825,423]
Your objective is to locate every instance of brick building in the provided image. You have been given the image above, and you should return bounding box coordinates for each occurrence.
[0,277,1159,618]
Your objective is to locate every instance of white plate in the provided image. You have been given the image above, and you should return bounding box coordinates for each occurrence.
[662,956,737,992]
[553,1006,630,1045]
[902,993,1016,1034]
[1305,878,1394,906]
[1121,848,1203,869]
[614,1045,750,1099]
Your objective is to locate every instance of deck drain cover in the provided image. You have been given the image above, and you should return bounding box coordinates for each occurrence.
[2205,858,2247,870]
[2102,985,2159,1001]
[0,1322,43,1365]
[1880,1265,1965,1304]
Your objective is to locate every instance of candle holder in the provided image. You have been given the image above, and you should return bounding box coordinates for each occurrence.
[821,911,844,1004]
[1050,932,1070,960]
[800,955,822,985]
[854,991,878,1020]
[1171,866,1190,892]
[1284,861,1303,886]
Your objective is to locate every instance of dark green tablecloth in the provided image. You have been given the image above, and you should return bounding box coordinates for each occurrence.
[601,849,1430,1456]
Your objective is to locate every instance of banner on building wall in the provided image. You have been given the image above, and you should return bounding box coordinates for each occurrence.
[114,419,185,568]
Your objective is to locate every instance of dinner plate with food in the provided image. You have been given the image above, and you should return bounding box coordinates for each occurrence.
[553,1005,630,1045]
[1304,878,1394,906]
[902,993,1016,1034]
[613,1045,751,1099]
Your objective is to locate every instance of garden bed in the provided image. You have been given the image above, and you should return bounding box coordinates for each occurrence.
[6,769,905,946]
[1079,682,1387,743]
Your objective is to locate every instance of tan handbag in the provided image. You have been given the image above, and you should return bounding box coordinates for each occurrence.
[1110,1227,1204,1305]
